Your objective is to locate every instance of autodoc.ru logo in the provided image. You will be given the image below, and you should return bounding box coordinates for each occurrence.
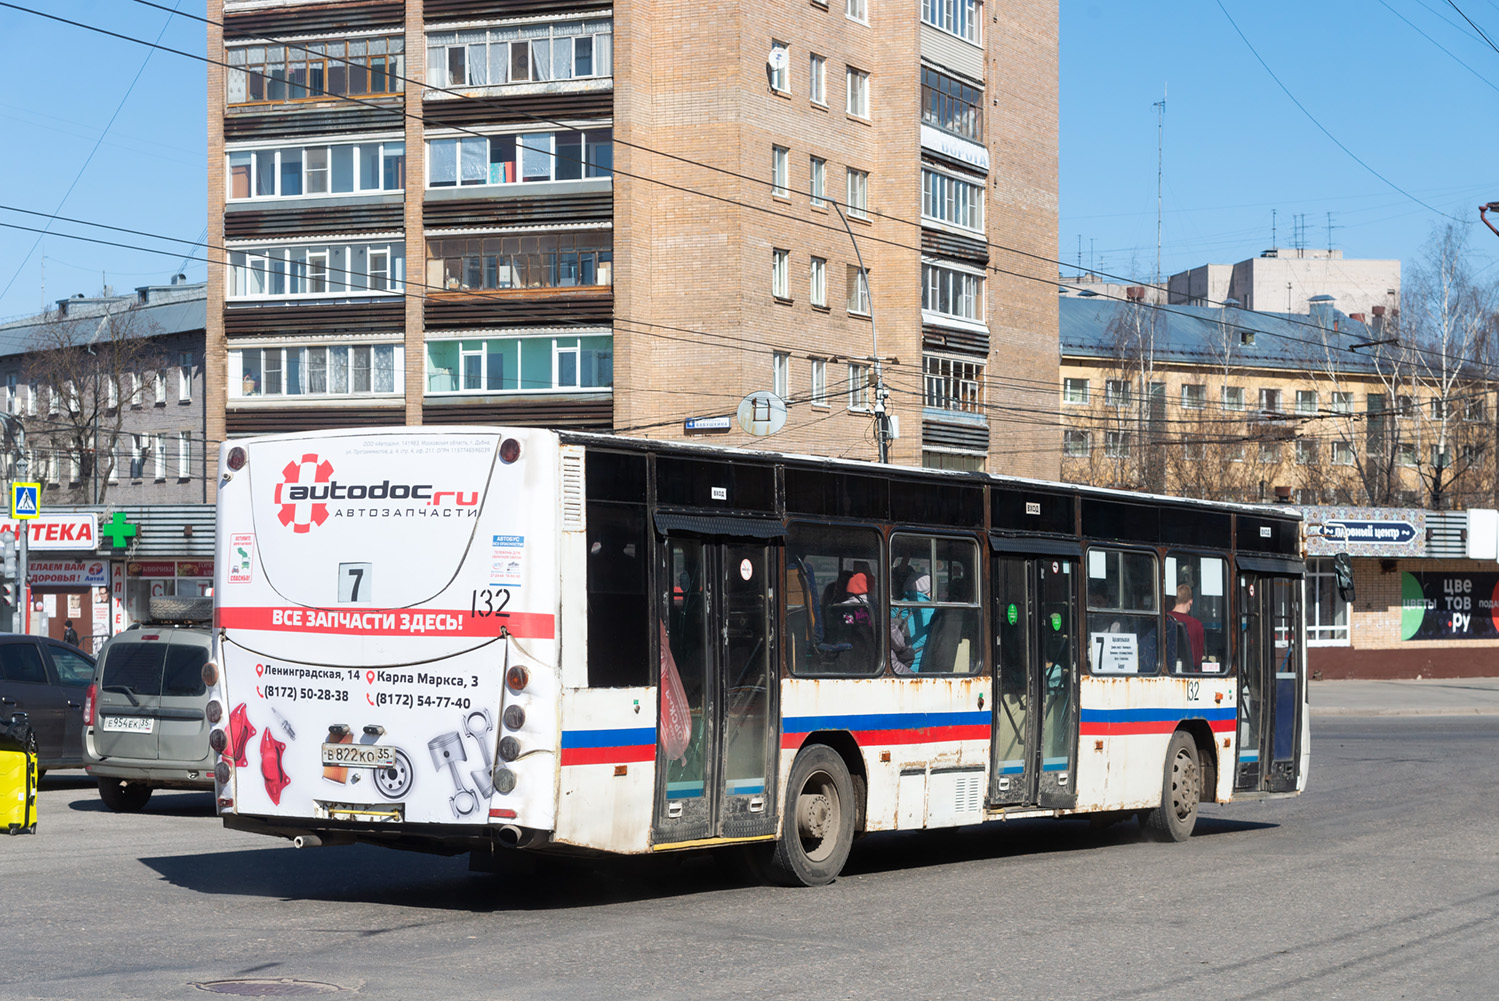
[272,454,469,532]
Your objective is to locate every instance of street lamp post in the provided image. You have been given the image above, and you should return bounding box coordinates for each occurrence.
[829,201,891,463]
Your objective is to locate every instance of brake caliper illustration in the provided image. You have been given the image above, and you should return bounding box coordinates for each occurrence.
[225,703,257,768]
[260,727,290,805]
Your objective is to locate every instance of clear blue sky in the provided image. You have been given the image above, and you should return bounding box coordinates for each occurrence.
[0,1,1495,320]
[1061,1,1499,290]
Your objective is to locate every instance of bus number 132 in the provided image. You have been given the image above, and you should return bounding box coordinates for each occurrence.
[471,588,511,617]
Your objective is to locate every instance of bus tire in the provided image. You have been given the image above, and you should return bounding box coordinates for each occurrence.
[767,744,856,887]
[97,778,152,813]
[1142,730,1200,842]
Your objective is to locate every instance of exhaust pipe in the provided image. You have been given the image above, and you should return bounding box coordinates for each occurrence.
[293,835,322,849]
[497,825,523,848]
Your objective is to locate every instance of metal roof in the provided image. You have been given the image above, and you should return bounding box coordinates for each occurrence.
[0,284,206,359]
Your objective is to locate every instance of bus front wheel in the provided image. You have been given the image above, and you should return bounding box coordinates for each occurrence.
[767,744,857,887]
[1141,730,1200,842]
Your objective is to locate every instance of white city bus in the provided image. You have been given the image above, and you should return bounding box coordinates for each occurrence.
[211,427,1309,884]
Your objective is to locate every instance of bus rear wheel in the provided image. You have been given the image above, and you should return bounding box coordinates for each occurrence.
[767,744,856,887]
[1141,730,1200,842]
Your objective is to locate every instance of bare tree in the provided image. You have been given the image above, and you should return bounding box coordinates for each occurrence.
[23,304,168,504]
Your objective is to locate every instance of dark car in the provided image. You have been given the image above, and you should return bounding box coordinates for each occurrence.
[82,598,214,812]
[0,634,97,770]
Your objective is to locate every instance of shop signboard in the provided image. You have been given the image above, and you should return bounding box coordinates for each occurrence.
[28,560,109,587]
[0,514,98,551]
[1401,571,1499,640]
[1303,506,1425,557]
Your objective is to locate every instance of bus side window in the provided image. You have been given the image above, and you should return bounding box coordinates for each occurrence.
[586,502,650,687]
[1084,547,1160,676]
[786,523,883,677]
[889,533,982,676]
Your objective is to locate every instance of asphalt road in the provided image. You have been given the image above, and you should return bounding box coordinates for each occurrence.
[4,716,1496,1001]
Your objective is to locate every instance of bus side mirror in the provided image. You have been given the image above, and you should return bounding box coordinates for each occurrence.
[1333,552,1355,603]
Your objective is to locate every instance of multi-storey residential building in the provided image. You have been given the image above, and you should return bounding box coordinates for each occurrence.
[1167,248,1401,318]
[1058,296,1497,510]
[207,0,1059,479]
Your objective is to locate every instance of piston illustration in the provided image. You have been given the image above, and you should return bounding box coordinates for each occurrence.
[463,709,496,798]
[429,731,478,818]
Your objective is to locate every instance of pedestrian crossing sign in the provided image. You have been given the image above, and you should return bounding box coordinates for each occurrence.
[10,483,39,520]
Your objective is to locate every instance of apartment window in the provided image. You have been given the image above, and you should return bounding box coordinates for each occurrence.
[153,434,166,481]
[1397,394,1415,417]
[771,146,789,198]
[227,34,405,105]
[1295,439,1317,465]
[1259,441,1281,464]
[1226,442,1244,462]
[425,20,613,89]
[772,249,790,300]
[103,377,117,410]
[846,67,870,118]
[1259,388,1282,413]
[1332,391,1354,414]
[1222,385,1244,411]
[228,242,405,299]
[1105,431,1130,458]
[1181,383,1205,410]
[921,262,983,322]
[810,157,826,207]
[846,265,870,315]
[1105,379,1131,408]
[769,40,789,92]
[25,381,35,416]
[1063,378,1089,405]
[1432,444,1454,469]
[130,436,145,481]
[920,66,982,142]
[848,362,872,410]
[1240,330,1256,346]
[234,343,403,398]
[921,0,981,43]
[1466,397,1487,422]
[426,234,611,291]
[178,432,191,478]
[4,375,12,415]
[845,168,868,219]
[426,335,612,394]
[178,352,193,402]
[846,0,867,22]
[1183,439,1205,461]
[1307,557,1350,644]
[772,352,789,399]
[1332,440,1355,465]
[920,168,983,232]
[809,54,826,105]
[810,358,827,407]
[810,256,827,308]
[924,355,983,414]
[1296,390,1318,414]
[228,140,405,199]
[1064,429,1090,457]
[427,129,611,187]
[1429,398,1447,420]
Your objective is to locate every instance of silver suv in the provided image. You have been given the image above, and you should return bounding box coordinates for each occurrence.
[82,598,214,812]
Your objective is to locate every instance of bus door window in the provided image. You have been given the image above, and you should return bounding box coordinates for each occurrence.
[1085,548,1160,675]
[890,534,982,675]
[1236,574,1263,790]
[1270,578,1299,768]
[991,556,1030,798]
[784,524,883,676]
[662,540,710,815]
[1164,553,1228,675]
[1037,558,1077,784]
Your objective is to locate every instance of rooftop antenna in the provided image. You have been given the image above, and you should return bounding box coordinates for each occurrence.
[1326,211,1337,253]
[1077,234,1083,276]
[1272,209,1277,249]
[1154,84,1167,293]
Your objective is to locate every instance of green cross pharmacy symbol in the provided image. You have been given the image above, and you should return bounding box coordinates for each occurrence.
[101,511,137,549]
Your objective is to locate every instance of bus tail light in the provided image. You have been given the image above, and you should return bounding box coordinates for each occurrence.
[226,447,248,471]
[493,767,516,794]
[201,660,219,687]
[209,728,229,755]
[505,665,529,693]
[214,761,231,785]
[499,438,522,464]
[498,736,520,762]
[502,705,525,730]
[206,700,223,725]
[83,684,96,727]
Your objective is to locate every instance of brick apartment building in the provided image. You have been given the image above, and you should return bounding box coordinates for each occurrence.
[207,0,1060,479]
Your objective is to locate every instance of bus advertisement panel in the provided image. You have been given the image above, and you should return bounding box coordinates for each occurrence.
[213,429,559,830]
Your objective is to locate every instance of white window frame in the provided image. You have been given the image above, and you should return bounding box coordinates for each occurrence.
[227,241,405,300]
[1332,391,1354,414]
[232,343,406,399]
[845,67,870,118]
[1222,385,1244,411]
[921,0,981,44]
[4,375,13,415]
[810,156,826,208]
[809,53,826,105]
[811,358,828,407]
[24,381,34,416]
[1063,378,1088,405]
[1064,429,1090,457]
[227,138,407,201]
[772,351,789,399]
[771,145,789,198]
[1332,439,1355,465]
[1296,389,1318,414]
[846,265,870,315]
[1105,430,1130,458]
[920,168,983,233]
[1259,388,1282,413]
[846,0,868,24]
[422,334,612,397]
[769,40,789,93]
[154,434,167,481]
[923,354,984,414]
[1105,379,1131,409]
[846,167,868,219]
[178,352,193,402]
[772,248,790,299]
[921,261,984,323]
[178,432,191,479]
[1181,383,1205,410]
[848,361,872,411]
[1307,557,1351,645]
[810,256,827,308]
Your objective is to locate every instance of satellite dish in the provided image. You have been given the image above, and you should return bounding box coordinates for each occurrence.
[767,48,788,73]
[737,391,787,437]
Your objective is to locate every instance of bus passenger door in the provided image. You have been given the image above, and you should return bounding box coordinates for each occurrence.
[654,536,780,845]
[991,553,1078,809]
[1235,572,1303,793]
